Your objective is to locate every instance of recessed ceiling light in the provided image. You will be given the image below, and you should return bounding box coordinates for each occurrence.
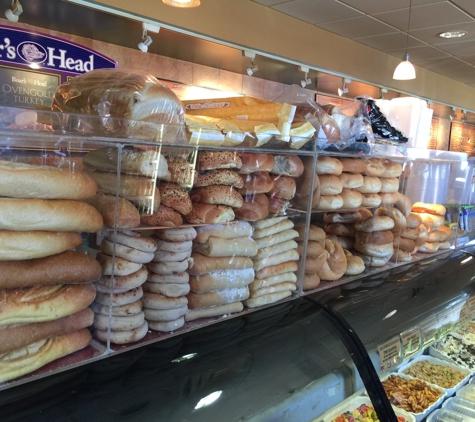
[438,30,466,39]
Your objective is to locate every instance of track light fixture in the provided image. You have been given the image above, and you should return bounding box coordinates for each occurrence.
[462,110,467,123]
[449,107,457,121]
[243,50,258,76]
[338,78,352,97]
[137,22,160,53]
[5,0,22,22]
[299,66,311,88]
[380,88,388,99]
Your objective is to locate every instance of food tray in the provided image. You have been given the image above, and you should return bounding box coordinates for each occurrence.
[398,355,471,396]
[321,395,415,422]
[430,333,475,371]
[369,372,446,422]
[443,397,475,419]
[458,385,475,403]
[427,408,475,422]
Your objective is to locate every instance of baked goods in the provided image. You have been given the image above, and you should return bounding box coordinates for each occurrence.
[324,211,361,224]
[382,160,403,178]
[195,221,252,243]
[165,155,196,187]
[234,193,269,221]
[296,224,326,243]
[394,193,412,217]
[185,302,244,321]
[0,328,92,382]
[344,250,365,276]
[97,266,148,291]
[141,205,183,227]
[193,236,258,257]
[271,155,304,177]
[189,254,253,275]
[363,158,385,177]
[380,192,399,206]
[83,147,168,178]
[339,173,364,189]
[303,273,320,290]
[105,231,157,252]
[412,202,446,216]
[90,171,156,202]
[0,231,83,261]
[324,223,355,237]
[190,185,243,208]
[155,227,197,242]
[339,158,366,174]
[356,176,382,194]
[194,169,244,188]
[159,183,193,215]
[95,322,149,345]
[316,156,342,175]
[0,160,97,200]
[362,193,381,208]
[267,197,290,214]
[393,236,416,253]
[197,151,242,171]
[0,251,102,289]
[268,176,296,199]
[315,195,343,210]
[319,175,343,195]
[340,188,364,209]
[238,153,275,174]
[379,178,399,193]
[96,253,142,276]
[189,268,255,293]
[374,207,407,231]
[243,291,292,308]
[184,203,235,224]
[84,193,140,228]
[294,157,320,209]
[249,272,297,290]
[239,172,274,195]
[317,239,347,281]
[355,216,394,232]
[406,212,422,229]
[100,240,155,264]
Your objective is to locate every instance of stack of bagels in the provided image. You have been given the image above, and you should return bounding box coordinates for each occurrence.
[0,159,103,382]
[314,156,403,210]
[83,146,168,228]
[245,218,299,307]
[186,151,243,224]
[411,202,452,253]
[293,156,320,211]
[296,225,326,290]
[143,227,196,332]
[93,230,157,344]
[187,222,256,319]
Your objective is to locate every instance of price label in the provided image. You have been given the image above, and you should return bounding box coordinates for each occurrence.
[438,308,454,336]
[400,327,421,359]
[468,296,475,320]
[379,336,402,373]
[457,303,469,328]
[421,316,439,347]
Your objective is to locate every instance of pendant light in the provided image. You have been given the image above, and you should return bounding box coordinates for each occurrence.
[162,0,200,7]
[393,0,416,80]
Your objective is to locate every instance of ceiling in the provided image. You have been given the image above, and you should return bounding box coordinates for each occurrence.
[253,0,475,87]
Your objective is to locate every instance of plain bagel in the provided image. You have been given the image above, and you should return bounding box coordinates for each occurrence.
[380,192,399,206]
[105,232,157,252]
[406,212,422,229]
[100,240,154,264]
[316,239,347,281]
[374,207,407,231]
[154,227,197,242]
[355,216,394,232]
[340,188,364,209]
[382,160,403,178]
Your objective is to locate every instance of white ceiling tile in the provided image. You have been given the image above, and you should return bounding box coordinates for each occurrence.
[272,0,363,25]
[252,0,292,6]
[338,0,444,15]
[355,33,424,51]
[435,40,475,55]
[410,22,475,45]
[374,3,473,31]
[387,46,450,61]
[451,0,475,17]
[317,16,396,39]
[459,54,475,66]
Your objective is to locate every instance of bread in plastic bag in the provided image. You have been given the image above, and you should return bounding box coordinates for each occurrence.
[51,69,185,143]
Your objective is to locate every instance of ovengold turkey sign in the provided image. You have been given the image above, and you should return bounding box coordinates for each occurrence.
[0,25,116,108]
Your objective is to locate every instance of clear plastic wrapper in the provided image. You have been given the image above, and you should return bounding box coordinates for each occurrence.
[51,69,186,143]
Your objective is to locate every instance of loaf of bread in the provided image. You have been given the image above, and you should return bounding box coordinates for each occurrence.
[0,160,97,200]
[184,203,235,224]
[0,328,91,382]
[189,253,253,275]
[0,308,93,354]
[0,251,102,289]
[189,268,255,293]
[0,284,95,328]
[0,199,103,232]
[90,171,155,199]
[186,286,249,309]
[141,205,183,227]
[84,193,140,228]
[193,236,258,257]
[83,146,168,178]
[190,185,243,208]
[194,169,244,188]
[0,231,83,261]
[51,69,185,142]
[194,221,252,243]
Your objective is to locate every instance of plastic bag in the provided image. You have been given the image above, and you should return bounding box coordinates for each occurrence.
[51,69,186,143]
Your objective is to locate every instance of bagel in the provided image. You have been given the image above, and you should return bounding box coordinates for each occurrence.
[148,259,191,275]
[316,195,343,210]
[324,211,361,224]
[147,272,189,284]
[380,192,399,206]
[362,193,381,208]
[143,282,190,297]
[418,241,439,253]
[296,225,325,243]
[394,193,412,217]
[152,249,191,262]
[363,158,386,177]
[393,236,416,253]
[90,300,142,317]
[357,176,382,194]
[355,216,394,232]
[340,188,364,209]
[374,207,407,231]
[439,240,452,250]
[412,202,446,216]
[303,273,320,290]
[142,292,188,310]
[319,175,343,195]
[153,239,192,253]
[390,249,412,263]
[419,214,434,232]
[95,287,143,307]
[406,212,422,229]
[105,232,157,253]
[353,251,391,267]
[379,178,399,193]
[355,241,393,258]
[95,321,148,344]
[400,228,420,240]
[428,229,451,242]
[355,230,394,245]
[239,171,275,195]
[339,173,364,189]
[324,223,355,237]
[344,251,365,275]
[143,306,188,322]
[339,158,366,174]
[316,156,343,175]
[97,266,148,291]
[154,227,197,242]
[100,240,154,264]
[382,160,403,178]
[316,239,347,281]
[93,312,145,332]
[148,317,185,332]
